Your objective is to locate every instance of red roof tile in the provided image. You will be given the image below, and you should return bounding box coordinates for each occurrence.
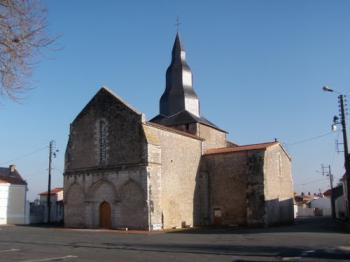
[39,187,63,195]
[204,142,279,155]
[323,189,332,197]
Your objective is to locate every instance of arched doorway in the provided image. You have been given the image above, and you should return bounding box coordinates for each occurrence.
[99,201,111,229]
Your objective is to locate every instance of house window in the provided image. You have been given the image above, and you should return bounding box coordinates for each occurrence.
[98,119,108,164]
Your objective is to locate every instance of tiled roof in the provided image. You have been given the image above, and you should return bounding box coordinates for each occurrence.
[39,187,64,195]
[204,142,279,155]
[323,189,332,197]
[0,167,27,185]
[150,110,227,133]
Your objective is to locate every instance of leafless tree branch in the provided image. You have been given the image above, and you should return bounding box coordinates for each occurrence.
[0,0,55,100]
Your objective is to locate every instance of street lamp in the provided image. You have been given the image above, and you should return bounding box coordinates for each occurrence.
[323,86,335,93]
[323,86,350,219]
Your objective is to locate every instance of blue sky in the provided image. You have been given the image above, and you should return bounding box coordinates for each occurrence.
[1,0,350,200]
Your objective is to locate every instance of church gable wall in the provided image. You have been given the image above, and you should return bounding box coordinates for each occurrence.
[143,124,202,229]
[65,88,146,171]
[201,152,248,226]
[197,124,227,151]
[263,145,294,225]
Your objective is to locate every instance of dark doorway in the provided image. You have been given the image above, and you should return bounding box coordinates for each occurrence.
[99,201,112,228]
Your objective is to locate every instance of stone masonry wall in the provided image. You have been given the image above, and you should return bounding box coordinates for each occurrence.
[201,151,249,226]
[168,123,198,135]
[64,167,148,229]
[245,150,266,226]
[143,124,202,229]
[197,124,227,152]
[263,145,294,225]
[65,88,146,171]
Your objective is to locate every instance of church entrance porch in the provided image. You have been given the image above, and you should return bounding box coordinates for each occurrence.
[99,201,112,229]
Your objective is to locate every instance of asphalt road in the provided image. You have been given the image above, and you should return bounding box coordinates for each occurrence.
[0,217,349,261]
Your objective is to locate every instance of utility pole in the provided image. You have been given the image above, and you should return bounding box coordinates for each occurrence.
[47,140,53,224]
[323,87,350,218]
[338,95,350,217]
[322,165,336,219]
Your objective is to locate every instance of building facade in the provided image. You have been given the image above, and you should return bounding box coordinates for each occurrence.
[0,165,29,225]
[64,34,294,230]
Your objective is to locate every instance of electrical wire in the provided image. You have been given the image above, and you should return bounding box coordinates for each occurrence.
[286,131,335,146]
[0,145,48,166]
[295,177,329,186]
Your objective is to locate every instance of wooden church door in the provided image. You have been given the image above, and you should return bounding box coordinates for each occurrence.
[99,201,112,229]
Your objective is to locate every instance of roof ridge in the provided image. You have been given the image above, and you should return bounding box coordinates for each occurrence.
[235,141,278,147]
[100,86,142,116]
[204,141,280,156]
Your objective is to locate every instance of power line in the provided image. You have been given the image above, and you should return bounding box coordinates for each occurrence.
[295,177,329,186]
[286,131,335,146]
[0,145,48,166]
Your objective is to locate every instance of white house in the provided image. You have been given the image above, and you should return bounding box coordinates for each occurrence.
[309,197,332,216]
[0,165,29,224]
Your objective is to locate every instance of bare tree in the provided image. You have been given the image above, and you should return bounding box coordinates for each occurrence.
[0,0,54,100]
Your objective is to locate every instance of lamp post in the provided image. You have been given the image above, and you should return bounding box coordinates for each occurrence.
[323,86,350,218]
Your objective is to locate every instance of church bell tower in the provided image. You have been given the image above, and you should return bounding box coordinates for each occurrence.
[150,33,223,134]
[159,33,200,117]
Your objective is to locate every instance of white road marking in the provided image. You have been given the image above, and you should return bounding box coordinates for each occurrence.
[300,249,315,256]
[21,255,78,262]
[0,248,20,253]
[337,246,350,252]
[282,257,301,261]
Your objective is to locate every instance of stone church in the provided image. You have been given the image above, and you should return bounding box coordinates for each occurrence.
[64,33,294,230]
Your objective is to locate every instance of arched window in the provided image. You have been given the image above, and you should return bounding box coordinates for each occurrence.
[98,119,108,164]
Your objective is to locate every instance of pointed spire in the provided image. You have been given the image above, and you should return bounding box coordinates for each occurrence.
[172,33,186,62]
[159,33,200,117]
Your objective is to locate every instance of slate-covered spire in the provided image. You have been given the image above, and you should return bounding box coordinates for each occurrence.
[159,33,200,117]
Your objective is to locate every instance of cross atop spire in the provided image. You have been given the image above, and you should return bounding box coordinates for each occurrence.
[175,16,181,32]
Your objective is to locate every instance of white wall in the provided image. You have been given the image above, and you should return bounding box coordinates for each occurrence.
[0,184,9,224]
[297,206,315,217]
[335,195,347,219]
[293,204,298,218]
[39,194,63,223]
[310,197,331,209]
[0,183,28,224]
[57,190,64,201]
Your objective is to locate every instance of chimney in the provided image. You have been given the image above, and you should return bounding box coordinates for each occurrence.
[9,164,16,173]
